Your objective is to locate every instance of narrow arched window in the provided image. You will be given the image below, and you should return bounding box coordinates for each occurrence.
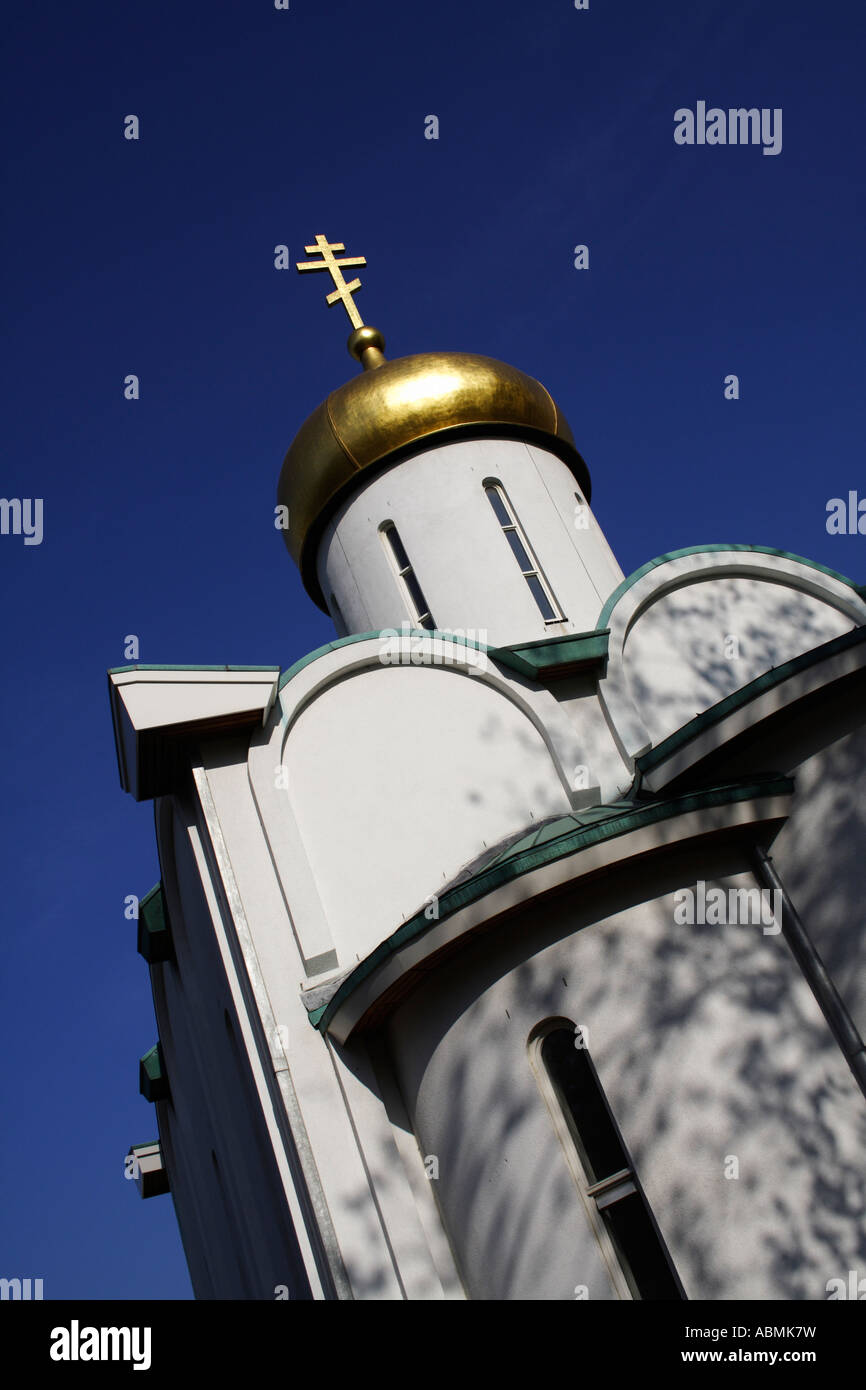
[484,482,564,622]
[534,1024,685,1300]
[381,523,435,630]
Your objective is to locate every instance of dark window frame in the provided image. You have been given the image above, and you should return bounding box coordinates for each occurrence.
[530,1019,686,1301]
[380,522,436,630]
[483,480,564,623]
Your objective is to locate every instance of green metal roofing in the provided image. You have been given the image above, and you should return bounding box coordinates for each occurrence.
[277,629,490,692]
[139,1043,169,1103]
[278,627,611,694]
[490,629,609,679]
[597,544,865,632]
[308,775,793,1033]
[476,802,633,864]
[637,623,866,777]
[137,882,173,965]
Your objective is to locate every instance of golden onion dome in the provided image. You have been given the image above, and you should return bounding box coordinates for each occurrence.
[277,334,591,611]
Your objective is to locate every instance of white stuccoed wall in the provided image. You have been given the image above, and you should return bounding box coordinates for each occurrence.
[621,575,855,745]
[315,438,624,647]
[769,717,866,1038]
[281,661,576,965]
[386,862,866,1300]
[156,748,466,1300]
[152,788,322,1299]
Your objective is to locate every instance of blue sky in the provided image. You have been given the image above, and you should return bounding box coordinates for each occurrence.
[1,0,863,1299]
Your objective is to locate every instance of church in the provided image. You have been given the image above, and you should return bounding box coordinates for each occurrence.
[109,237,866,1300]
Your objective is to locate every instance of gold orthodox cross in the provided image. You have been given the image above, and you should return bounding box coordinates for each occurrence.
[296,235,367,330]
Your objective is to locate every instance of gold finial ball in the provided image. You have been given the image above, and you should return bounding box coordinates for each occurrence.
[347,325,386,368]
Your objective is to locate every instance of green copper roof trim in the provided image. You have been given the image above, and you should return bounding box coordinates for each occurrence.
[137,882,173,964]
[280,632,389,690]
[597,545,864,631]
[139,1042,170,1103]
[489,630,610,679]
[308,775,793,1032]
[278,629,492,692]
[637,623,866,776]
[278,628,611,694]
[108,664,281,675]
